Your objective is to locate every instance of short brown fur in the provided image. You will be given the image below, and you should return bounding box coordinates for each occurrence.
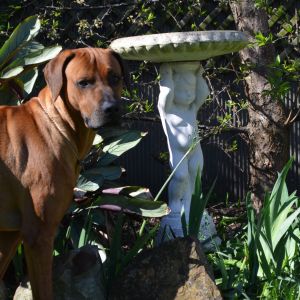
[0,48,125,299]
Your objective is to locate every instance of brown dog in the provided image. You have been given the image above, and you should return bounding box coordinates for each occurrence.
[0,48,125,299]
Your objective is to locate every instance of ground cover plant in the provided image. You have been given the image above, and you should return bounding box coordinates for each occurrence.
[210,158,300,299]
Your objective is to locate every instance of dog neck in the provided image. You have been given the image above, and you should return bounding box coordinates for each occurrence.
[37,87,96,161]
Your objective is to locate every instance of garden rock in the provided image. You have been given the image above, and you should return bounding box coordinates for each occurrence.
[13,245,106,300]
[109,237,222,300]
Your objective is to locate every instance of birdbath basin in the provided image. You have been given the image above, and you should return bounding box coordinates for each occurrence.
[110,31,248,248]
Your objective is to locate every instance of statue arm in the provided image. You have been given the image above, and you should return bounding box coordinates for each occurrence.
[158,64,174,113]
[195,66,210,110]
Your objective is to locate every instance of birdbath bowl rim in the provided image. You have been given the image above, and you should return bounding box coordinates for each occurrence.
[110,30,248,63]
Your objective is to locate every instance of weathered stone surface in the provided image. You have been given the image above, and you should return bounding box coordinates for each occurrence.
[13,281,32,300]
[13,245,106,300]
[110,31,248,62]
[109,237,222,300]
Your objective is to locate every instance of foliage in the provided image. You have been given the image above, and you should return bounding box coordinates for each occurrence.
[210,159,300,299]
[181,167,216,239]
[247,158,300,279]
[0,15,61,105]
[54,128,169,292]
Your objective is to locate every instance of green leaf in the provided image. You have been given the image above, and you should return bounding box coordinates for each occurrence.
[10,41,44,59]
[93,195,169,218]
[257,230,273,279]
[272,206,300,248]
[181,207,188,237]
[107,213,124,281]
[0,16,40,67]
[76,174,102,192]
[188,168,203,237]
[93,134,104,145]
[17,67,38,95]
[104,186,153,200]
[100,130,146,166]
[0,66,24,79]
[97,127,135,140]
[271,194,297,248]
[78,206,93,248]
[246,193,259,284]
[82,166,122,182]
[21,45,62,65]
[273,234,288,272]
[1,45,62,78]
[269,159,293,215]
[77,166,122,192]
[122,224,158,268]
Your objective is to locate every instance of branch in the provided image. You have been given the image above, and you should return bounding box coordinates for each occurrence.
[284,107,300,126]
[45,3,135,10]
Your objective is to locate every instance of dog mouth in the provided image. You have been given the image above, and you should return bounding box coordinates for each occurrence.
[83,100,122,130]
[83,115,120,131]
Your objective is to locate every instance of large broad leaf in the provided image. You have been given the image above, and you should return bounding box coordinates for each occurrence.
[83,166,123,182]
[99,130,147,166]
[0,66,24,79]
[96,127,133,141]
[1,45,62,79]
[15,45,61,66]
[9,40,44,62]
[17,67,38,95]
[76,174,102,192]
[102,186,153,200]
[92,195,169,218]
[76,166,123,192]
[93,134,104,145]
[0,16,40,67]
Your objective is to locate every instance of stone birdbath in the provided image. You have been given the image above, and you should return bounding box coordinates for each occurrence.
[110,31,248,248]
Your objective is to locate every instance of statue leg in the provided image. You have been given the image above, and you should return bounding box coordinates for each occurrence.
[183,144,204,220]
[168,156,189,216]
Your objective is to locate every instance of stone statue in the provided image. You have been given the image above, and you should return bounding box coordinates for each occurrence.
[158,62,209,222]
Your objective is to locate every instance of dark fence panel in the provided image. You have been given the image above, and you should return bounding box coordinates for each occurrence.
[119,81,299,204]
[118,119,168,199]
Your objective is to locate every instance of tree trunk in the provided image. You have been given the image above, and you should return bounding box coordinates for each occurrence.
[229,0,289,212]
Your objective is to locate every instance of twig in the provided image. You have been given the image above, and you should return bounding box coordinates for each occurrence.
[45,3,135,10]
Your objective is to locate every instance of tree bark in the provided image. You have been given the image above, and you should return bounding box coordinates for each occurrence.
[229,0,289,212]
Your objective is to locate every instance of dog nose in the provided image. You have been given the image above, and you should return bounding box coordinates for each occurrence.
[103,101,120,115]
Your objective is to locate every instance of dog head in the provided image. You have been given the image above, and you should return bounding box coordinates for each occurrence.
[43,48,127,129]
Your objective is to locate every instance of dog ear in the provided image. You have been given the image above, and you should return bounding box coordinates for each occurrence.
[43,50,75,101]
[110,50,130,89]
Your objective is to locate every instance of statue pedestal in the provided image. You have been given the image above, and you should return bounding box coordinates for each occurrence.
[157,211,221,251]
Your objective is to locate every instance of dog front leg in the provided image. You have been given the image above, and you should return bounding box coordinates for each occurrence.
[0,231,20,279]
[23,227,55,300]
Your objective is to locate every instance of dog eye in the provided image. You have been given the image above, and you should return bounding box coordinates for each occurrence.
[77,79,94,88]
[108,72,122,86]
